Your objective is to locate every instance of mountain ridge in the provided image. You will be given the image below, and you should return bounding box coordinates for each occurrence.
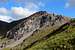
[0,11,71,50]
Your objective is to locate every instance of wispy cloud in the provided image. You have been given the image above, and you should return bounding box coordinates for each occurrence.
[0,7,8,15]
[0,0,9,3]
[11,1,44,20]
[11,7,37,19]
[0,7,36,22]
[0,0,45,22]
[65,0,75,8]
[65,2,70,8]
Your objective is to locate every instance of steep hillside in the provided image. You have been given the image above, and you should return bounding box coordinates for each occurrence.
[27,20,75,50]
[0,11,70,50]
[11,19,75,50]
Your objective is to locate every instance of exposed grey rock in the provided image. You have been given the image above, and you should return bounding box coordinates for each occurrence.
[0,11,70,49]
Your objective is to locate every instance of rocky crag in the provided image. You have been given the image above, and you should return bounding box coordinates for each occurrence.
[0,11,70,50]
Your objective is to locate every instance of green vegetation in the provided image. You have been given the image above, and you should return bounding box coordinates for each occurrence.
[13,25,75,50]
[2,22,74,50]
[4,19,75,50]
[11,25,55,50]
[12,24,75,50]
[3,48,10,50]
[27,25,75,50]
[70,18,75,22]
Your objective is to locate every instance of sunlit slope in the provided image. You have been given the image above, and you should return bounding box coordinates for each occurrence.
[11,21,75,50]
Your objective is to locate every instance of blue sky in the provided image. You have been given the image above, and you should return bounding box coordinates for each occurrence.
[0,0,75,22]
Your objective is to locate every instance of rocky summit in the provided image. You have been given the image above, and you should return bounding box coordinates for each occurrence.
[0,11,73,50]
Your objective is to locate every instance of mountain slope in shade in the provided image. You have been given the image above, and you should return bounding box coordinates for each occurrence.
[0,11,70,50]
[0,18,27,37]
[0,20,8,33]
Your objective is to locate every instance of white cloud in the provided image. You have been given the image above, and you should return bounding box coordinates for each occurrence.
[0,1,45,22]
[11,7,37,19]
[65,0,75,8]
[0,15,13,22]
[38,2,45,7]
[0,6,37,22]
[11,7,36,17]
[10,1,44,20]
[25,2,39,10]
[11,7,26,16]
[0,8,13,22]
[65,2,70,8]
[0,7,8,15]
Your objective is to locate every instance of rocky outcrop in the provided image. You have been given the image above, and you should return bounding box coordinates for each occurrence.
[0,18,27,37]
[6,11,69,39]
[0,11,70,49]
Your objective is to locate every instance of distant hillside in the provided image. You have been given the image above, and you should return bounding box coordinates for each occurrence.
[0,21,9,36]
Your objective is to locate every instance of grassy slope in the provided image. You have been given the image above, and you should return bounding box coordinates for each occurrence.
[11,25,54,50]
[27,25,75,50]
[3,25,75,50]
[4,19,75,50]
[10,24,71,50]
